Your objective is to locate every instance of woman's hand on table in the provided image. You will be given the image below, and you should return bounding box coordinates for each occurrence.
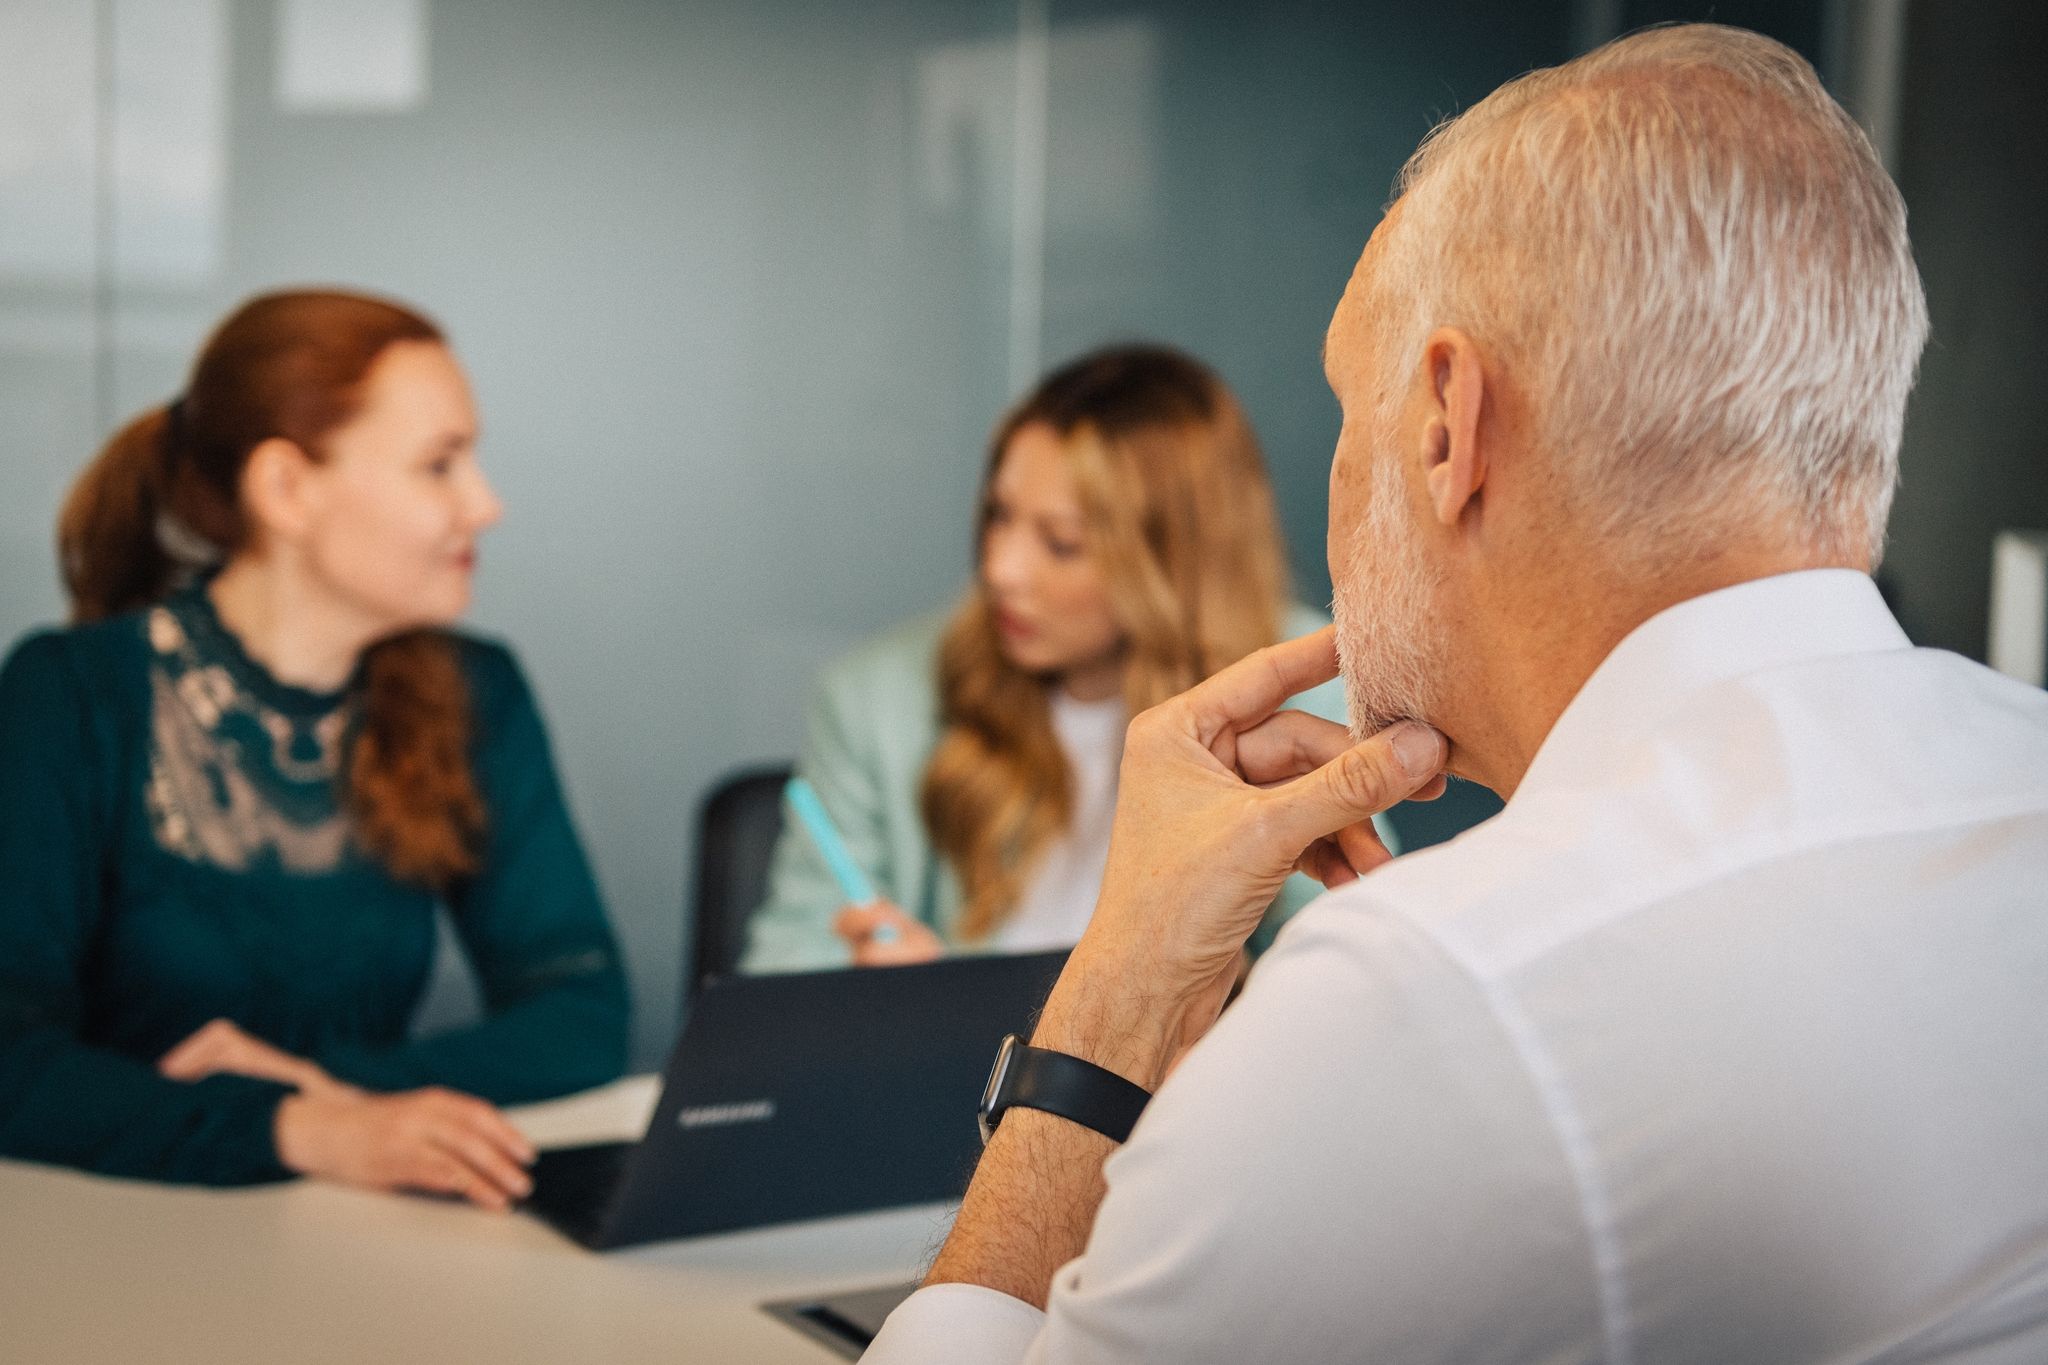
[834,900,944,966]
[273,1086,539,1212]
[159,1019,535,1210]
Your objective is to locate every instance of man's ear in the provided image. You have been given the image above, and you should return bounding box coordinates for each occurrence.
[240,437,320,544]
[1421,327,1487,527]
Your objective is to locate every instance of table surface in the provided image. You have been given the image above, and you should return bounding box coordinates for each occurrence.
[0,1076,952,1363]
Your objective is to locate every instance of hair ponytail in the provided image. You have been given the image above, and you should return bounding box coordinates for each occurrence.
[58,405,184,624]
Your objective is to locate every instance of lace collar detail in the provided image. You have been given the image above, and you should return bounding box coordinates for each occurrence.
[140,586,359,873]
[161,582,359,720]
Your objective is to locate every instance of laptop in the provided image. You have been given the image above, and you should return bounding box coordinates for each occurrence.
[522,949,1068,1250]
[762,1280,923,1360]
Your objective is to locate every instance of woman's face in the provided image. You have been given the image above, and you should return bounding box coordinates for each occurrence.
[980,421,1126,697]
[292,340,501,634]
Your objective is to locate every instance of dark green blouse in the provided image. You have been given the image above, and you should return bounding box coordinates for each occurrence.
[0,585,629,1185]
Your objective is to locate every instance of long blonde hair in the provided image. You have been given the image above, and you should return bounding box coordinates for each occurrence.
[920,344,1289,940]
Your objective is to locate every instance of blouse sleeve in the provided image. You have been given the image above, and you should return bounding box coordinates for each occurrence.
[317,643,629,1105]
[0,632,295,1184]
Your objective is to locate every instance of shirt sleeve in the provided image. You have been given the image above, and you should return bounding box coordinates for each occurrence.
[741,656,899,973]
[317,643,629,1105]
[863,1283,1048,1360]
[867,896,1602,1364]
[0,632,295,1184]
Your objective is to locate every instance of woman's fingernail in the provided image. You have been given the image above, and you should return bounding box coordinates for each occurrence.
[1391,724,1443,776]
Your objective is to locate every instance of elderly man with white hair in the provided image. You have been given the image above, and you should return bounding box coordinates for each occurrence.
[865,23,2048,1364]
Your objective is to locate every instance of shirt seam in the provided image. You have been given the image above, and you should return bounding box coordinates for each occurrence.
[1328,913,1628,1364]
[1466,967,1636,1365]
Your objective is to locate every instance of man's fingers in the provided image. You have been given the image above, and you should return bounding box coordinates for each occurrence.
[1296,838,1359,889]
[1234,709,1357,786]
[1260,722,1444,854]
[1179,629,1341,745]
[1294,820,1394,888]
[1334,820,1395,876]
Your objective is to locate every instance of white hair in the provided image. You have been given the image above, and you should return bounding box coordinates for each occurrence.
[1370,24,1930,565]
[1334,444,1446,738]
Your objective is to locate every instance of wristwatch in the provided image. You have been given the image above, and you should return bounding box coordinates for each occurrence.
[977,1033,1152,1146]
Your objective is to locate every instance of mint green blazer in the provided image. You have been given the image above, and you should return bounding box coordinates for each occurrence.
[740,604,1392,974]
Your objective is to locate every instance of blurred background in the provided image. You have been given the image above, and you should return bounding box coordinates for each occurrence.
[1,0,2041,1068]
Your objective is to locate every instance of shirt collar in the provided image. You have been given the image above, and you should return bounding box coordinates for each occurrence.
[1514,569,1911,800]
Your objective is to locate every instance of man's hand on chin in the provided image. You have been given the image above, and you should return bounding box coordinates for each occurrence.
[924,625,1446,1306]
[1037,624,1445,1088]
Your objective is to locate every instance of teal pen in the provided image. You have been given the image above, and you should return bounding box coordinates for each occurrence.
[784,778,900,944]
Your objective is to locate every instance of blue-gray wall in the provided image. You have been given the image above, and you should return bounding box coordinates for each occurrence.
[0,0,1581,1067]
[14,1,2032,1072]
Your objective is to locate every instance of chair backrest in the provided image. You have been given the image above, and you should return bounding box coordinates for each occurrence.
[688,763,794,991]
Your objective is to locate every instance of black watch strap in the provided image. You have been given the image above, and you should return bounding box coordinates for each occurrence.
[979,1034,1152,1146]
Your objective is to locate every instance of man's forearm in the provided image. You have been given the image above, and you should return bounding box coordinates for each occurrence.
[923,1103,1114,1306]
[922,947,1185,1308]
[912,631,1436,1318]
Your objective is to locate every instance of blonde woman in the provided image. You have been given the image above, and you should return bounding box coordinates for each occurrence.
[742,345,1393,972]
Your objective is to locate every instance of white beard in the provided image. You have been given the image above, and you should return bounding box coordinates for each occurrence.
[1332,451,1448,741]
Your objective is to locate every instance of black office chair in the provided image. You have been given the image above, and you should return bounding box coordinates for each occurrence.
[686,763,794,993]
[681,762,1494,994]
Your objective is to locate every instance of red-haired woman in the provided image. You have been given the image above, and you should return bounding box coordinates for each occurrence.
[0,290,628,1209]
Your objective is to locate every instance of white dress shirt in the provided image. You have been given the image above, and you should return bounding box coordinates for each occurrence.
[866,570,2048,1364]
[990,691,1125,954]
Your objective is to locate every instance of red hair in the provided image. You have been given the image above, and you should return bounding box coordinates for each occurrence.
[58,289,484,886]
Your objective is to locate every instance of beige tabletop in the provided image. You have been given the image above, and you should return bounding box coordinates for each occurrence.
[0,1076,952,1363]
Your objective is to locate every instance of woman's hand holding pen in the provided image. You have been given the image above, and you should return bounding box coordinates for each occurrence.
[787,776,942,966]
[834,900,944,966]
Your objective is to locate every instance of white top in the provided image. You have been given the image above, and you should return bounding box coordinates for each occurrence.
[989,691,1126,954]
[866,570,2048,1364]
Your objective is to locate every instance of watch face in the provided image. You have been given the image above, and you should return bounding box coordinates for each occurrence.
[977,1034,1021,1147]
